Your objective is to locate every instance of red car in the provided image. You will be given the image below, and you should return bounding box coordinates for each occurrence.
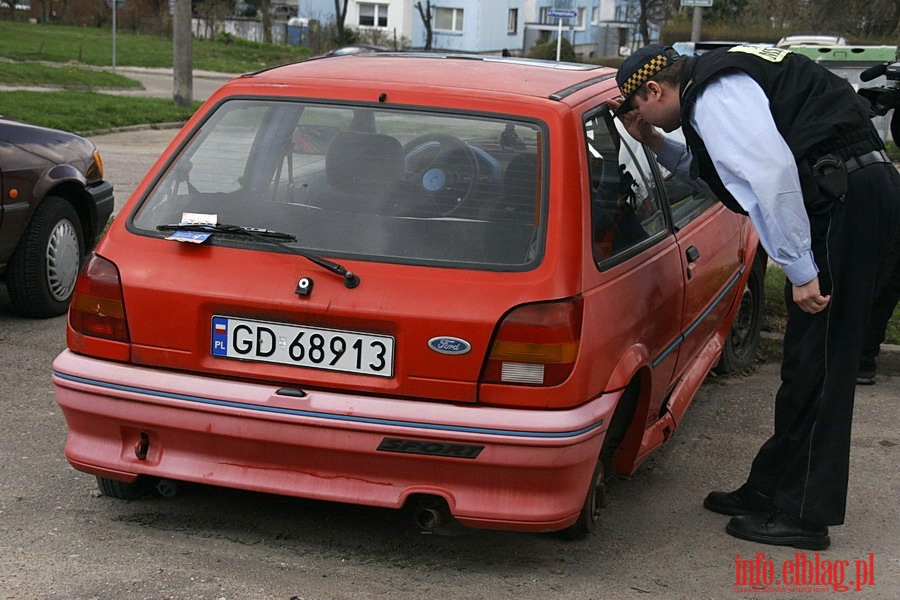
[53,54,765,537]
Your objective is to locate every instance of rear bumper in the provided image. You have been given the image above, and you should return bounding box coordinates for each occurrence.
[53,350,616,532]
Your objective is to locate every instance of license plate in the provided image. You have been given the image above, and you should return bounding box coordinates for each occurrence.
[211,316,394,377]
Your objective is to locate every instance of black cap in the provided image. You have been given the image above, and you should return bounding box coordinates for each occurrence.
[614,44,680,115]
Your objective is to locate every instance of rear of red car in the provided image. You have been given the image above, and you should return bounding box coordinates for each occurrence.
[53,55,758,535]
[52,56,627,534]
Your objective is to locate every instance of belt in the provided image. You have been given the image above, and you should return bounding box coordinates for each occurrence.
[844,149,891,173]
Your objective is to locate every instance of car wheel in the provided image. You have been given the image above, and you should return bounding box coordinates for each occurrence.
[96,476,150,500]
[560,456,605,540]
[715,253,765,374]
[6,196,84,318]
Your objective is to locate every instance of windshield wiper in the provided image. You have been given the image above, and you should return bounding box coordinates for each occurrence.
[157,222,297,241]
[157,223,360,289]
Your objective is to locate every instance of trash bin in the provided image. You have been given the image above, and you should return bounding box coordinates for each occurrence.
[287,17,309,46]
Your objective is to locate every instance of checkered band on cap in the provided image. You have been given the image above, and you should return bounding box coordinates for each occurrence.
[619,54,672,97]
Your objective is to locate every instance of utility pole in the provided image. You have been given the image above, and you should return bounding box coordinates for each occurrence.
[691,7,702,43]
[681,0,713,44]
[106,0,124,73]
[173,0,193,107]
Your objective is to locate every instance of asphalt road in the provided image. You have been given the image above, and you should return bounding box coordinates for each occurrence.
[0,69,897,599]
[2,297,897,598]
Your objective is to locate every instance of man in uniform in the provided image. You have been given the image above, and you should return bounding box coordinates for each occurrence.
[610,43,899,550]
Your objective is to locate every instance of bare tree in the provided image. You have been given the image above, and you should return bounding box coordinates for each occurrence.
[706,0,750,24]
[333,0,350,45]
[743,0,897,38]
[260,0,272,43]
[415,1,433,50]
[0,0,14,20]
[637,0,668,45]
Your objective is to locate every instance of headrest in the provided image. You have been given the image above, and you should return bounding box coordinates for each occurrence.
[326,131,403,192]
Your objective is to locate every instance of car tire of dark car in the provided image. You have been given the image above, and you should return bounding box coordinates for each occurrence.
[714,253,765,374]
[6,196,84,318]
[96,475,150,500]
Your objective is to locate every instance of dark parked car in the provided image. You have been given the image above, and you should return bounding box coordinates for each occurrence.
[313,45,390,59]
[0,117,114,317]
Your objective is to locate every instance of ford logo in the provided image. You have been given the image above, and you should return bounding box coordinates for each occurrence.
[427,336,472,355]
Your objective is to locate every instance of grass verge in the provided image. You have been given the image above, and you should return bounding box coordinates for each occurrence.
[0,61,142,88]
[0,21,311,73]
[0,90,199,134]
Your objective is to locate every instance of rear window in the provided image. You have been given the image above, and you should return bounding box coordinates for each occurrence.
[132,99,546,270]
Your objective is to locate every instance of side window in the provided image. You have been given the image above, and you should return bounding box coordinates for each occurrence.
[585,113,666,264]
[654,128,717,228]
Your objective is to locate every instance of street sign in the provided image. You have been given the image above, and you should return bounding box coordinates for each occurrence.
[107,0,125,8]
[547,9,578,19]
[681,0,714,6]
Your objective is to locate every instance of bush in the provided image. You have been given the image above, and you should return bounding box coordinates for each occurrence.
[528,37,576,62]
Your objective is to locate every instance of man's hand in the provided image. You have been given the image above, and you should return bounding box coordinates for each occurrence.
[792,276,831,314]
[608,97,664,151]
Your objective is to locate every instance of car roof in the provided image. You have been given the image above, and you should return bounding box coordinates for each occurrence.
[776,34,847,47]
[241,54,619,103]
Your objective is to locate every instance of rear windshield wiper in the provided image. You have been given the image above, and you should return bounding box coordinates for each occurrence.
[157,222,297,241]
[156,223,360,288]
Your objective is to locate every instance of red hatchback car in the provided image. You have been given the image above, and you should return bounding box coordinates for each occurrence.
[53,54,765,537]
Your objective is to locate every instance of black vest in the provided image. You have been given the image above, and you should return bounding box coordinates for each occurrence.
[678,45,882,214]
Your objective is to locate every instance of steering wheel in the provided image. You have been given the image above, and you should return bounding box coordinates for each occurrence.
[402,133,478,215]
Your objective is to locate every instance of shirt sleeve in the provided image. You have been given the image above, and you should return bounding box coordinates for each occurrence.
[656,137,715,197]
[691,73,818,286]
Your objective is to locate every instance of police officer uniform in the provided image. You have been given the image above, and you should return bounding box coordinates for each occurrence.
[616,44,900,549]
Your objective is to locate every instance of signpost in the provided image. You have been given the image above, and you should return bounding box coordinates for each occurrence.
[547,8,577,62]
[106,0,125,72]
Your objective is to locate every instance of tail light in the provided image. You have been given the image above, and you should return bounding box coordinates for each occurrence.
[481,297,582,386]
[69,254,130,342]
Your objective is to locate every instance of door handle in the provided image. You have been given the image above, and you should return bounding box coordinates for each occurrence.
[686,246,701,262]
[685,246,700,280]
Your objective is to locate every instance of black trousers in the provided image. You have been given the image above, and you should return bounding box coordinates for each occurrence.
[859,232,900,373]
[746,161,900,526]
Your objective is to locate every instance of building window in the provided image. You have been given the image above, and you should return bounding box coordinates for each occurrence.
[359,3,388,28]
[507,9,518,34]
[435,7,464,33]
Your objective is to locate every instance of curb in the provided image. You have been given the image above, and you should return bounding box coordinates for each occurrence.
[79,121,187,137]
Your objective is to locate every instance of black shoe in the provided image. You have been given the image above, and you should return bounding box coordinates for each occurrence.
[704,483,772,516]
[726,510,830,550]
[856,370,876,385]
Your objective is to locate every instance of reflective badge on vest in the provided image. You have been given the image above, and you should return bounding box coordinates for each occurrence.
[728,45,791,63]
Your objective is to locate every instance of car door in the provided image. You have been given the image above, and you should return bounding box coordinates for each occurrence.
[651,130,744,380]
[583,112,684,417]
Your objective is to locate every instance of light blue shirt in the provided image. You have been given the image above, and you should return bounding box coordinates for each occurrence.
[655,72,818,287]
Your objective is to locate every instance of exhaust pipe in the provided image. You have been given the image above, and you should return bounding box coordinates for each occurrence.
[413,507,447,531]
[410,496,469,535]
